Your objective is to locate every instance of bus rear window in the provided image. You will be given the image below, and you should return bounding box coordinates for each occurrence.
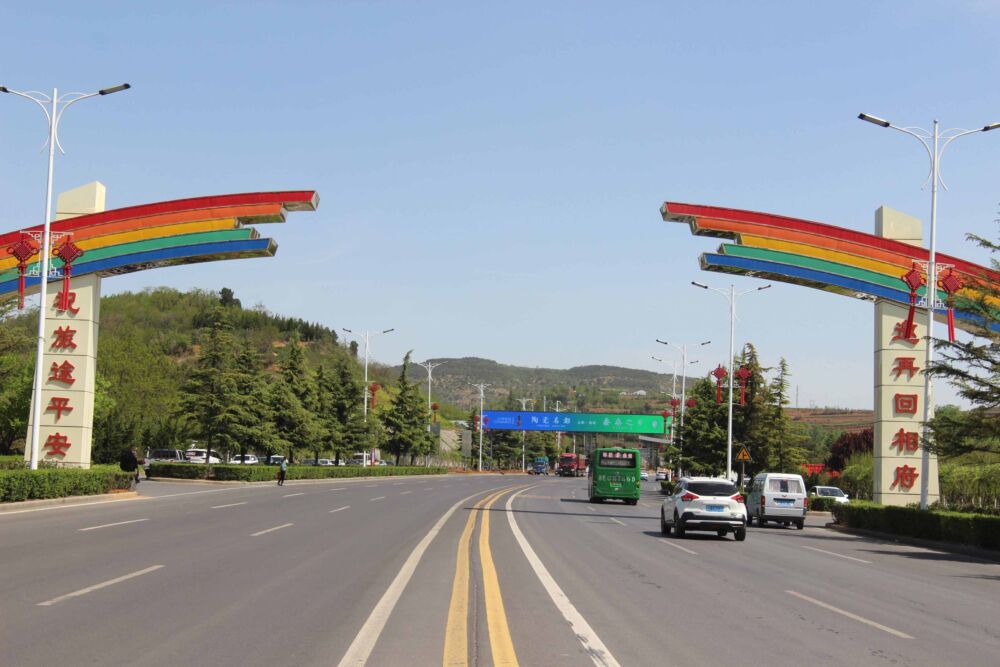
[598,452,635,468]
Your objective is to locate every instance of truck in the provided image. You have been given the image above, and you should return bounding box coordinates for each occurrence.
[531,456,549,475]
[558,453,587,477]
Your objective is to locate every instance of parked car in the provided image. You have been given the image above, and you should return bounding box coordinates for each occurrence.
[317,459,334,466]
[746,472,808,529]
[640,470,649,481]
[655,470,668,481]
[267,455,286,465]
[809,485,850,504]
[147,449,186,463]
[661,477,747,541]
[228,454,259,465]
[185,449,221,464]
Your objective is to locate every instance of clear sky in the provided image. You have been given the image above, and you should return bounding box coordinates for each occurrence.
[2,1,998,409]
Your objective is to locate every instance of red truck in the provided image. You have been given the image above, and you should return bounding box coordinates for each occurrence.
[558,453,587,477]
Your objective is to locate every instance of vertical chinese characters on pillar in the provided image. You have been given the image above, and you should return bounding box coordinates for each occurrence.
[41,287,81,460]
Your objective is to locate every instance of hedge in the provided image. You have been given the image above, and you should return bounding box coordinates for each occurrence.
[807,496,841,512]
[832,501,1000,551]
[0,467,134,503]
[148,463,448,481]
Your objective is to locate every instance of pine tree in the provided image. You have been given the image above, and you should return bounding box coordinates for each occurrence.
[232,345,276,458]
[382,352,429,465]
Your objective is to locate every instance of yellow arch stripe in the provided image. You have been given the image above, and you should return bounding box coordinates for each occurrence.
[0,218,237,272]
[738,234,905,278]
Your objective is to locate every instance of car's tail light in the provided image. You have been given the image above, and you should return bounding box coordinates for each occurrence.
[680,492,699,502]
[731,494,744,504]
[803,497,809,509]
[760,495,766,507]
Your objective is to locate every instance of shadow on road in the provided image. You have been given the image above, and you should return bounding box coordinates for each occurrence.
[640,530,735,542]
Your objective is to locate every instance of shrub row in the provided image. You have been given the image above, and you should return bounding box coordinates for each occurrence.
[832,501,1000,551]
[0,467,134,503]
[148,463,448,481]
[659,480,675,494]
[807,497,840,512]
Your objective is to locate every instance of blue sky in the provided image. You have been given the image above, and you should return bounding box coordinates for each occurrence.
[2,1,998,409]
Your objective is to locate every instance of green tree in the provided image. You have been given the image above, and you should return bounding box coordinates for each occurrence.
[277,333,322,461]
[928,227,1000,458]
[382,352,430,465]
[232,345,276,459]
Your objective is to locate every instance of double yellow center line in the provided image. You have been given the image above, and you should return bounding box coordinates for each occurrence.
[444,486,521,666]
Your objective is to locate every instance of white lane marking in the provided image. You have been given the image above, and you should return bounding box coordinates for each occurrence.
[37,565,164,606]
[801,545,872,564]
[424,488,435,491]
[400,491,412,495]
[337,488,497,667]
[660,540,698,556]
[0,496,142,516]
[328,488,346,492]
[282,493,305,498]
[785,590,913,639]
[251,523,294,537]
[506,488,621,667]
[609,518,626,526]
[211,502,247,509]
[364,484,377,488]
[585,506,596,513]
[78,518,148,532]
[370,496,386,502]
[393,482,405,486]
[330,506,350,513]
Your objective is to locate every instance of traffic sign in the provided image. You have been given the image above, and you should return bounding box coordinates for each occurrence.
[736,446,753,462]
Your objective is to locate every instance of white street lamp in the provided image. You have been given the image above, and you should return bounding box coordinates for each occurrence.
[655,339,710,477]
[469,383,490,471]
[858,112,999,509]
[1,82,131,470]
[415,359,446,432]
[342,327,394,427]
[692,281,771,481]
[517,397,534,471]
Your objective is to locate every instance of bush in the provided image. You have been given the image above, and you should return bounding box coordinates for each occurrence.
[149,463,448,481]
[660,480,675,494]
[831,501,1000,551]
[807,496,840,512]
[0,467,134,503]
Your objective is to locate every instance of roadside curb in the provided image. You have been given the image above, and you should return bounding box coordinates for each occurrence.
[825,523,1000,563]
[0,490,139,512]
[142,473,455,487]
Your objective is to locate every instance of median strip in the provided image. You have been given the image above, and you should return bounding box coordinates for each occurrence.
[785,590,913,639]
[37,565,164,607]
[78,518,149,532]
[251,523,293,537]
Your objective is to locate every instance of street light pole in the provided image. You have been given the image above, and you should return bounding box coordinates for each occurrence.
[469,383,490,471]
[1,82,130,470]
[517,397,534,471]
[342,327,394,422]
[415,359,446,431]
[656,339,709,477]
[858,112,999,509]
[692,281,771,481]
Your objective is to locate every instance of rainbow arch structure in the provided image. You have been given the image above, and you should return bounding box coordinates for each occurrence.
[1,190,319,297]
[660,202,999,334]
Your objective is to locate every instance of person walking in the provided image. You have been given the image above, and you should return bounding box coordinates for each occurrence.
[277,458,288,486]
[119,447,140,488]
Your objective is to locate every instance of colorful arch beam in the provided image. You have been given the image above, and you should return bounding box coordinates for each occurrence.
[660,202,999,334]
[1,190,319,298]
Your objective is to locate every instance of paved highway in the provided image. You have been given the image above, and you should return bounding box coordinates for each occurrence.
[2,475,998,666]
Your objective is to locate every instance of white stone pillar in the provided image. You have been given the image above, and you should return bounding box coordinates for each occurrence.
[873,206,939,505]
[24,182,105,469]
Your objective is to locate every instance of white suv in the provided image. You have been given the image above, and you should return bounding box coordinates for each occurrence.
[661,477,747,541]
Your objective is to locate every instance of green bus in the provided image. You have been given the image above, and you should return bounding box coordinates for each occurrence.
[588,447,641,505]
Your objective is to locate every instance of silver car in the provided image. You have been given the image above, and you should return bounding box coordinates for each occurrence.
[747,473,808,529]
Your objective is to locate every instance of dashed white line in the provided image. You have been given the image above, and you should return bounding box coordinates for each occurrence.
[786,590,913,639]
[211,502,247,509]
[364,484,377,488]
[609,517,626,526]
[282,493,305,498]
[400,491,412,495]
[328,487,346,492]
[424,488,435,491]
[660,540,698,556]
[801,545,872,564]
[585,506,596,513]
[506,488,621,667]
[251,523,294,537]
[330,506,350,513]
[370,496,386,502]
[78,518,148,532]
[37,565,164,606]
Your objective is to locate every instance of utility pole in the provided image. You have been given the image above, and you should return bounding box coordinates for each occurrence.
[469,383,490,471]
[415,359,446,432]
[342,327,394,424]
[517,397,534,472]
[656,339,710,477]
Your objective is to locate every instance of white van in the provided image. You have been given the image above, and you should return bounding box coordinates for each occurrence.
[746,472,807,529]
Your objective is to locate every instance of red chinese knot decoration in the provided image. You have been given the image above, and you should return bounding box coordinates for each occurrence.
[711,364,728,405]
[6,236,40,309]
[53,239,85,312]
[900,264,924,343]
[736,365,752,406]
[368,382,379,410]
[937,267,963,343]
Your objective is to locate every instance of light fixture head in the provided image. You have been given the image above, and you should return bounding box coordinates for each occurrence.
[982,122,1000,132]
[0,86,9,94]
[98,83,131,96]
[858,112,891,128]
[692,281,709,289]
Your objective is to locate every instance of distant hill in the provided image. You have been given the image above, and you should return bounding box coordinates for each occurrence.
[389,357,692,413]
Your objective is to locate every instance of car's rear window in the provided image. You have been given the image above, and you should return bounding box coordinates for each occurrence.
[687,481,737,496]
[818,487,843,497]
[598,451,636,468]
[151,450,178,458]
[768,478,803,494]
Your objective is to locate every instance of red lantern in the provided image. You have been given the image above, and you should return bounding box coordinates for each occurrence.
[368,382,379,410]
[670,397,680,409]
[661,410,671,433]
[900,264,924,343]
[711,364,728,405]
[6,236,39,310]
[736,365,752,406]
[431,402,439,422]
[937,267,963,342]
[685,397,696,410]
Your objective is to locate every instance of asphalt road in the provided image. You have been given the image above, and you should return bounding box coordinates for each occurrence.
[1,475,998,666]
